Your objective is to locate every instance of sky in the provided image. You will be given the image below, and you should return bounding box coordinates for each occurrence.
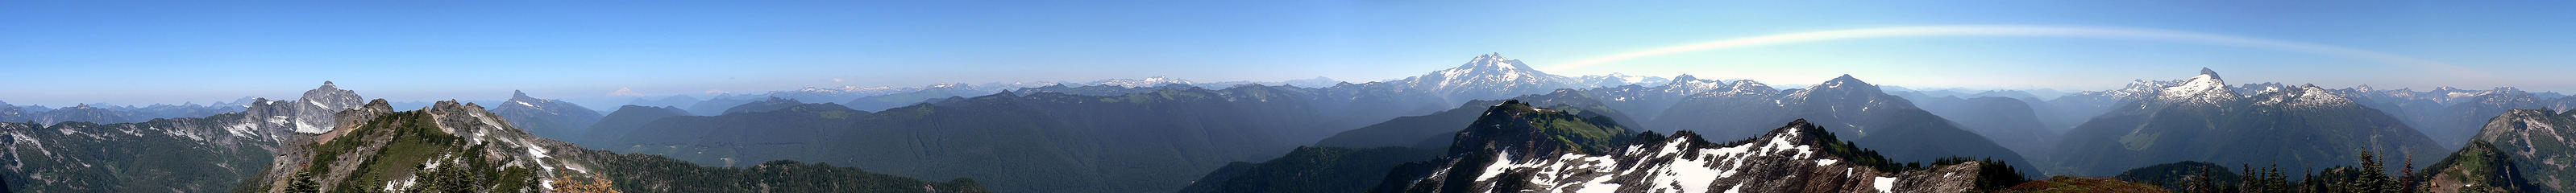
[5,1,2574,106]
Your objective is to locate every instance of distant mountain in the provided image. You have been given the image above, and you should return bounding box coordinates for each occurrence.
[0,107,288,192]
[1390,53,1576,103]
[237,100,986,192]
[2464,109,2576,192]
[721,96,822,115]
[492,90,607,142]
[1088,76,1194,88]
[33,104,131,125]
[0,81,359,191]
[1370,104,2027,193]
[621,95,702,109]
[1571,72,1670,88]
[2335,86,2576,149]
[589,86,1350,192]
[575,105,691,146]
[0,101,24,123]
[1279,76,1341,88]
[1911,96,2059,158]
[2050,68,2446,177]
[846,84,996,111]
[1645,75,2038,175]
[1311,89,1639,150]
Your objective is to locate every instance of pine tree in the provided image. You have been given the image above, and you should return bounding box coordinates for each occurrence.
[286,170,322,193]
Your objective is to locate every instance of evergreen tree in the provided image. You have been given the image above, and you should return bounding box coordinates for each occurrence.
[286,170,322,193]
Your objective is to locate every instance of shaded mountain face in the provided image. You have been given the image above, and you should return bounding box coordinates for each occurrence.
[2336,86,2576,149]
[1177,146,1442,193]
[2420,141,2549,193]
[1644,75,2038,175]
[585,86,1349,193]
[845,84,994,111]
[491,90,606,142]
[720,96,818,115]
[574,105,690,146]
[2467,109,2576,191]
[1373,113,2025,193]
[2051,69,2445,177]
[0,109,286,192]
[0,81,364,192]
[1910,96,2058,158]
[1313,89,1641,150]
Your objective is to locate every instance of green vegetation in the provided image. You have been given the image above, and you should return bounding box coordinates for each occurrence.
[2002,176,2171,193]
[584,152,990,193]
[2115,161,2242,192]
[274,111,546,193]
[1176,146,1441,193]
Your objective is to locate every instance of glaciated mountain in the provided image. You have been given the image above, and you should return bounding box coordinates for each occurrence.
[2463,109,2576,192]
[2051,68,2445,177]
[491,90,607,142]
[1394,53,1576,103]
[1369,101,2025,193]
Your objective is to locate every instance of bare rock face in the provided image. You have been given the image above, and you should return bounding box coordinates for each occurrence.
[243,81,368,135]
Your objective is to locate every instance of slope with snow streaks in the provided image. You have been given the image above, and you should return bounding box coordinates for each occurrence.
[1375,116,2010,193]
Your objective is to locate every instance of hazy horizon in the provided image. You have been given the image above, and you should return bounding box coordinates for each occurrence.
[9,1,2574,106]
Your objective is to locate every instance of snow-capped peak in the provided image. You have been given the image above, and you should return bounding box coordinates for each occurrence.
[2155,68,2238,105]
[1402,53,1575,101]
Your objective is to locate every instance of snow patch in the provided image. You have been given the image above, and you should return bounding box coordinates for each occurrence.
[1873,177,1897,192]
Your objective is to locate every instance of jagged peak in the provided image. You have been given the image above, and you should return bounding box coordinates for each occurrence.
[2200,68,2221,80]
[2156,68,2237,104]
[512,90,532,100]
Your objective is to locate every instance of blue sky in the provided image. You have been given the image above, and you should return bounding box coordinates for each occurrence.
[5,1,2574,106]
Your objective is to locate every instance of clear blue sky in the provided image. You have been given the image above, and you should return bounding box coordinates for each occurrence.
[6,1,2574,106]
